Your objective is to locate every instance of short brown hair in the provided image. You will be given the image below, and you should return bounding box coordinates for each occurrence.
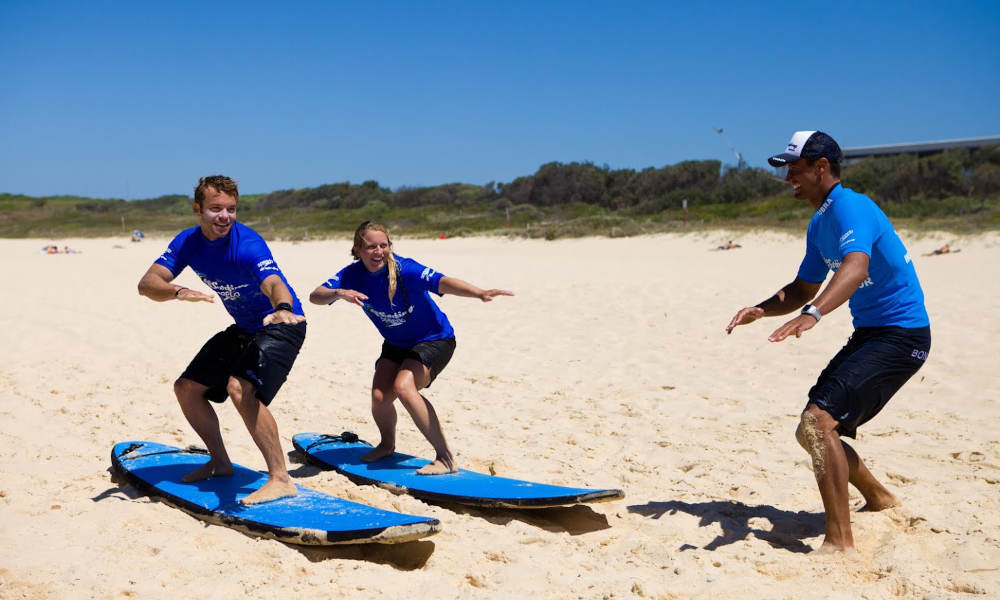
[194,175,239,205]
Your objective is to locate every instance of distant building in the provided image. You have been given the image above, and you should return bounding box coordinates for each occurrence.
[842,136,1000,163]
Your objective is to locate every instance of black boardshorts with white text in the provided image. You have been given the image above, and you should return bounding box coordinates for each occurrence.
[807,325,930,438]
[180,322,306,406]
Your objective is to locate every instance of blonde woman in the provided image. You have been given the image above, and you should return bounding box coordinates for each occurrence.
[310,221,513,475]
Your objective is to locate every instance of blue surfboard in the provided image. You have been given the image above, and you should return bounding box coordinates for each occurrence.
[292,432,625,509]
[111,441,440,545]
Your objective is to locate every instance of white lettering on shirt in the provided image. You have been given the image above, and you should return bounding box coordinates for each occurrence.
[256,258,279,273]
[200,278,250,301]
[366,305,414,327]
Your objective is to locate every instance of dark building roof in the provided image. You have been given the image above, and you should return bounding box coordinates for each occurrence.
[843,136,1000,160]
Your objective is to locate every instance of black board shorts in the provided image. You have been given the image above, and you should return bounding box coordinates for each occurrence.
[377,337,456,387]
[180,322,306,406]
[807,325,930,438]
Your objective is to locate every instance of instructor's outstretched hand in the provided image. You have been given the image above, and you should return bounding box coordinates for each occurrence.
[768,314,817,342]
[726,306,764,334]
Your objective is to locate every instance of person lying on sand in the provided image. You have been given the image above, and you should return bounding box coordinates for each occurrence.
[712,240,742,251]
[922,244,960,256]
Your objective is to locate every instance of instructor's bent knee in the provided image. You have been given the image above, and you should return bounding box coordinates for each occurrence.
[795,419,809,451]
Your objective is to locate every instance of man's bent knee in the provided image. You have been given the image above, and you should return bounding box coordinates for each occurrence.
[795,420,809,451]
[174,378,202,401]
[798,406,834,477]
[227,377,259,411]
[226,377,244,400]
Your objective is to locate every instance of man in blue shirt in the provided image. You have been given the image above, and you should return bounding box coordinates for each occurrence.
[138,175,307,505]
[726,131,931,553]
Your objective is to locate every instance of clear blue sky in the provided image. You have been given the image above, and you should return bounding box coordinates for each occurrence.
[2,1,998,199]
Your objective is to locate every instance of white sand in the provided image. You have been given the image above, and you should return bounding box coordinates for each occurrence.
[1,231,997,599]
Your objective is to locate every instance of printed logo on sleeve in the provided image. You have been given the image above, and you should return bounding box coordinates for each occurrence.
[420,267,436,282]
[256,258,279,273]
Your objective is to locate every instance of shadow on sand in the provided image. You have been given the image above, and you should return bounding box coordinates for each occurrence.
[288,450,613,536]
[427,501,612,535]
[290,539,435,569]
[627,499,824,553]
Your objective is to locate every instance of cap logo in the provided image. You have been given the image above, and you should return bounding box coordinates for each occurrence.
[787,143,798,151]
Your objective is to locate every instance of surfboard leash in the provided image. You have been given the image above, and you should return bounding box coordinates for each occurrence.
[302,431,370,451]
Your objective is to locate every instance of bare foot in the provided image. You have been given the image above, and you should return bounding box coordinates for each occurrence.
[361,444,395,463]
[181,459,234,483]
[416,459,457,476]
[813,540,857,555]
[240,479,298,505]
[859,491,900,512]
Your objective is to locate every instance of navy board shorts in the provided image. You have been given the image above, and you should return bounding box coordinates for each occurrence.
[377,337,456,387]
[807,325,930,438]
[180,322,307,406]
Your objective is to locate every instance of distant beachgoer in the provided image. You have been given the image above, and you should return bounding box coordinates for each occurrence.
[726,131,930,554]
[137,175,307,505]
[309,220,513,475]
[923,243,959,256]
[42,244,59,254]
[131,229,146,242]
[63,245,81,254]
[712,240,742,251]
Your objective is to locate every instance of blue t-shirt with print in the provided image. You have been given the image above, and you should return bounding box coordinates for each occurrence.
[797,184,929,328]
[155,222,304,333]
[322,255,454,348]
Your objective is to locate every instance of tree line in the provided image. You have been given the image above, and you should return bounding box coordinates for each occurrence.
[17,143,998,215]
[230,145,1000,213]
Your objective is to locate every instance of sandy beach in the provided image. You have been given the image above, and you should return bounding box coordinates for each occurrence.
[1,230,997,599]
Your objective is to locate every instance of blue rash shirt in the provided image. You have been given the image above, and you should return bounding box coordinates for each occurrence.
[797,184,929,328]
[322,255,454,348]
[155,222,304,333]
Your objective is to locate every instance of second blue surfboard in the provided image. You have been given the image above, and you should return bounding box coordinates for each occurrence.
[292,432,624,508]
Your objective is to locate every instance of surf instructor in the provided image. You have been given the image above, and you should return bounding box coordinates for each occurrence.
[725,131,931,553]
[137,175,307,505]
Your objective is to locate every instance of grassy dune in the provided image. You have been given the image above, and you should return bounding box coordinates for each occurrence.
[1,192,997,240]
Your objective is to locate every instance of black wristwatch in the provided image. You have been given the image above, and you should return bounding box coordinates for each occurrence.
[274,302,293,313]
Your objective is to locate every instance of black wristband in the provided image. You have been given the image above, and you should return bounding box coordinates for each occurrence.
[274,302,293,312]
[174,287,188,297]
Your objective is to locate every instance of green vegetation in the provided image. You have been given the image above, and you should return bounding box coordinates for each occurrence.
[2,146,998,239]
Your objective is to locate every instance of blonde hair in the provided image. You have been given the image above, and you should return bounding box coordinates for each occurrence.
[352,221,400,305]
